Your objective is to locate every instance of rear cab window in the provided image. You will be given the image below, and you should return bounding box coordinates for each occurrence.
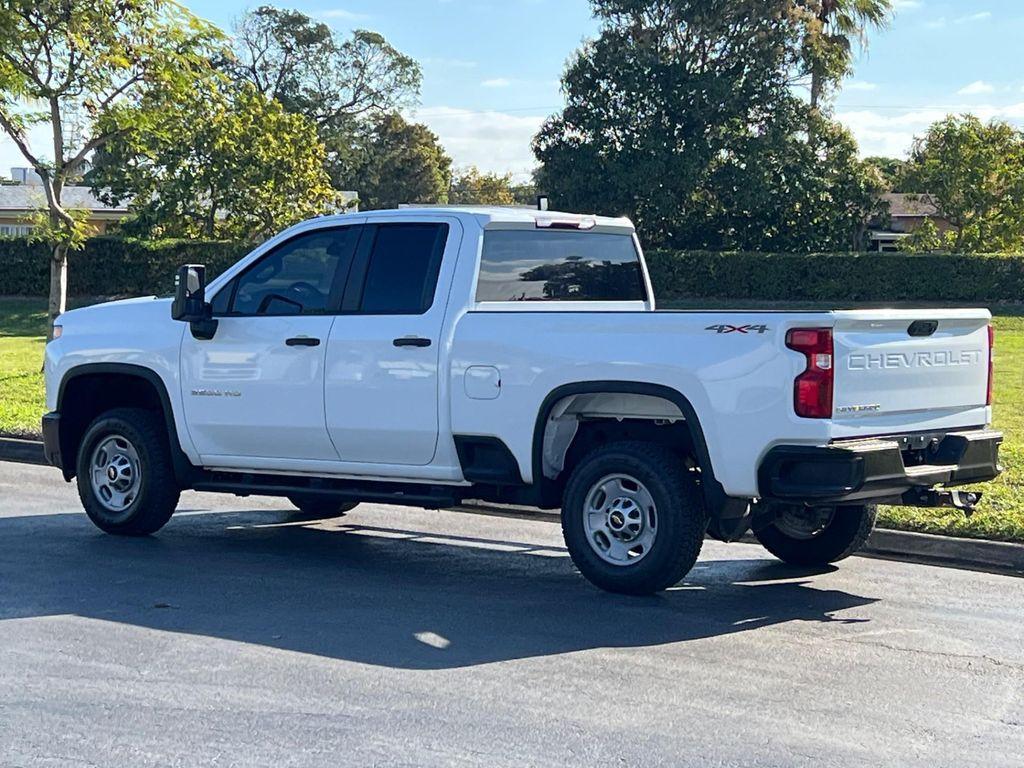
[476,229,648,303]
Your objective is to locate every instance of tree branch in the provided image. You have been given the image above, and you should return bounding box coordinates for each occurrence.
[0,107,44,169]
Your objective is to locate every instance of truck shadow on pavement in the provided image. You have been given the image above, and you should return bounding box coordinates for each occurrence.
[0,508,878,670]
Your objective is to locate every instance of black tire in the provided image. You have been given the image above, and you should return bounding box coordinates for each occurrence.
[76,407,181,536]
[754,504,877,566]
[561,441,707,595]
[287,495,359,520]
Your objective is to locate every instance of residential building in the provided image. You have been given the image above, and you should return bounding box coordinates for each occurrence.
[868,192,952,252]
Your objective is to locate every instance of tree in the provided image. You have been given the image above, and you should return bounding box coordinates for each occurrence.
[351,113,452,209]
[229,6,420,124]
[0,0,221,336]
[450,167,516,206]
[534,0,880,251]
[899,115,1024,252]
[227,6,421,188]
[706,111,886,251]
[864,156,909,190]
[89,83,340,240]
[796,0,892,111]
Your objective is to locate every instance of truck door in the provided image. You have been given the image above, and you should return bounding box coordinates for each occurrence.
[324,217,462,466]
[179,224,363,462]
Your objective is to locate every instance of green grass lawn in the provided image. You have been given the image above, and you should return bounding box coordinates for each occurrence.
[1,296,1021,541]
[0,297,48,438]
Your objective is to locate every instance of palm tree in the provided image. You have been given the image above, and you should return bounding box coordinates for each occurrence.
[801,0,893,111]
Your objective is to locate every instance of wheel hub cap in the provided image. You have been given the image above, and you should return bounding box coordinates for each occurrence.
[583,474,658,566]
[89,435,141,515]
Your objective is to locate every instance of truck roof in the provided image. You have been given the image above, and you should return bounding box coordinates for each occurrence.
[357,206,635,232]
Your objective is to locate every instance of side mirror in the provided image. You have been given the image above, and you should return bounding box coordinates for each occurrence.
[171,264,218,340]
[172,264,206,321]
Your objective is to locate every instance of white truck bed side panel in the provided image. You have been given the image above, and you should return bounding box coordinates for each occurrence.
[450,311,832,497]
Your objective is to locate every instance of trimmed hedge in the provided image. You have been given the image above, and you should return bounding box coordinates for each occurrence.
[3,236,1024,303]
[645,250,1024,304]
[0,237,249,297]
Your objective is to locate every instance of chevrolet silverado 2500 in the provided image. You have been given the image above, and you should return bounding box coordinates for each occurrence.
[42,207,1002,594]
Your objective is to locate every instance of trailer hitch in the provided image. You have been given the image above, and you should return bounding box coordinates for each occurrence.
[901,488,983,516]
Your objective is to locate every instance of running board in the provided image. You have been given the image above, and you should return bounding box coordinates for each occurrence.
[192,471,462,509]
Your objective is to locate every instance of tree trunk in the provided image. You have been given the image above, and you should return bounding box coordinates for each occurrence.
[47,243,68,341]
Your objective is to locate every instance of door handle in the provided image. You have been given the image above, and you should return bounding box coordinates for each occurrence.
[393,337,432,348]
[286,337,321,347]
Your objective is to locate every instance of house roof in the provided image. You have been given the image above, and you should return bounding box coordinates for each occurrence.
[882,192,941,218]
[0,184,128,214]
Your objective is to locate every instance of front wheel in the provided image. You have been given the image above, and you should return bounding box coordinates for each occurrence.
[754,503,877,566]
[561,441,707,595]
[76,408,181,536]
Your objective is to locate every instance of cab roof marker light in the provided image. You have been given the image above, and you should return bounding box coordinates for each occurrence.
[536,216,597,230]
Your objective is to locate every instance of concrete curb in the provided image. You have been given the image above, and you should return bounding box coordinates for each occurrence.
[863,528,1024,575]
[3,436,1021,576]
[0,437,46,466]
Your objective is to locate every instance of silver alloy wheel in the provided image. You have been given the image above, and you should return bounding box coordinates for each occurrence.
[773,505,835,540]
[583,473,658,566]
[89,434,142,516]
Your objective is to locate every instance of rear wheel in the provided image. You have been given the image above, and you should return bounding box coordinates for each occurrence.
[287,495,359,521]
[754,503,876,566]
[561,441,707,595]
[76,408,180,536]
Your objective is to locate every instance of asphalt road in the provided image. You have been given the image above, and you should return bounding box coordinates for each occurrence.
[1,460,1022,767]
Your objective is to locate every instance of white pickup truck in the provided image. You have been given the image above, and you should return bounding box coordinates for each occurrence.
[43,206,1002,594]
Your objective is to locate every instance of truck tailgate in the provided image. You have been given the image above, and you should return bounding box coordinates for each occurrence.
[831,309,991,430]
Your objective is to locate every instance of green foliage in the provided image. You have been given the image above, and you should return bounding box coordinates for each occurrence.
[0,0,223,321]
[897,218,943,252]
[228,7,421,124]
[5,235,1024,306]
[795,0,892,109]
[645,250,1024,304]
[89,83,340,240]
[351,113,452,209]
[227,6,421,189]
[864,155,910,190]
[450,167,517,206]
[0,237,249,297]
[899,115,1024,253]
[534,1,884,252]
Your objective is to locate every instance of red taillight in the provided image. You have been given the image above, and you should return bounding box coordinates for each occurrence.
[786,327,834,419]
[987,324,995,406]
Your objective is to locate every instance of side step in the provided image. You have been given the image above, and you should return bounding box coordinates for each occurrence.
[192,471,462,510]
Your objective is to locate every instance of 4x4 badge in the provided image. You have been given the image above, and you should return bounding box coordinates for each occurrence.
[705,324,770,335]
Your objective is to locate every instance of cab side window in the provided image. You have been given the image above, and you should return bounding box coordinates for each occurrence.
[221,227,361,316]
[356,223,450,314]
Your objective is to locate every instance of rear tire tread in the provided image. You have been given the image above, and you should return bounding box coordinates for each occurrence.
[561,441,707,595]
[755,504,877,566]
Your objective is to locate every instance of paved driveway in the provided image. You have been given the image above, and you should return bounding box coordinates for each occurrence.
[1,460,1021,767]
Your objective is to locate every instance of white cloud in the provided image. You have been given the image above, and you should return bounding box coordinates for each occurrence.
[481,78,513,88]
[408,106,544,181]
[317,8,369,21]
[846,81,878,92]
[958,80,995,95]
[423,57,477,70]
[837,102,1024,158]
[955,11,992,23]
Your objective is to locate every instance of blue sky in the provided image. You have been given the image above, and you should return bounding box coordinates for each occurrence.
[4,0,1024,181]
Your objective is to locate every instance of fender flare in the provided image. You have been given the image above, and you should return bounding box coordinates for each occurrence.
[56,363,196,486]
[530,381,734,516]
